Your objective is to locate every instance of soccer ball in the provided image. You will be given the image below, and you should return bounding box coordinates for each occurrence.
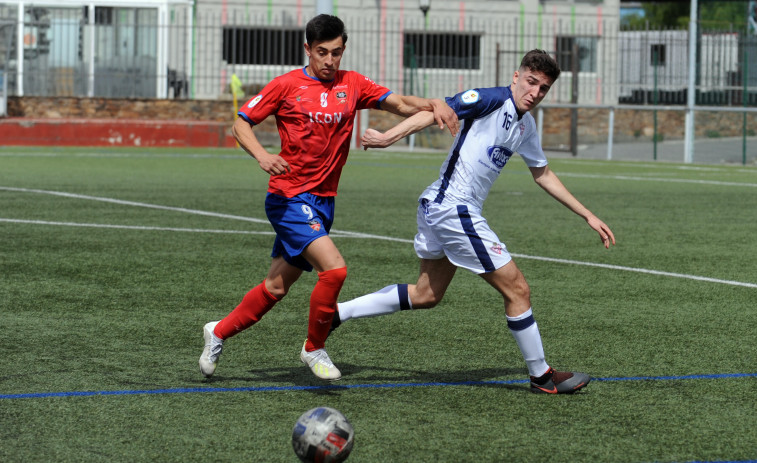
[292,406,354,463]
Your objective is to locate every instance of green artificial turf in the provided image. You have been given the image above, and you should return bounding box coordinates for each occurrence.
[0,146,755,462]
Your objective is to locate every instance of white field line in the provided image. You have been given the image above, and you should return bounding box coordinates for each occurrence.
[513,254,757,289]
[0,217,401,241]
[558,172,757,188]
[2,186,756,289]
[0,218,276,236]
[0,186,270,225]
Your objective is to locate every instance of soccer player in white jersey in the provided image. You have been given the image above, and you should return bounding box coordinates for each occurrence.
[331,49,615,394]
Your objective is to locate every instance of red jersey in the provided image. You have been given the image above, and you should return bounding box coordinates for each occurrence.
[237,67,392,197]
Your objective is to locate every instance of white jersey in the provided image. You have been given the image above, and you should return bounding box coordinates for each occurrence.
[419,86,548,213]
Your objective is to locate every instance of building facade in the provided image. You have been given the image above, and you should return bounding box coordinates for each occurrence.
[193,0,620,104]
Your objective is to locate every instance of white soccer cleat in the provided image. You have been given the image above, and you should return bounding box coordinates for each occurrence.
[199,321,223,378]
[300,341,342,381]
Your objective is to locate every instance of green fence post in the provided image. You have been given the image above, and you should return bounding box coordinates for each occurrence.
[653,47,659,161]
[743,40,749,166]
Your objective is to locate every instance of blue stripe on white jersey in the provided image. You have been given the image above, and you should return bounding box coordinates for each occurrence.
[434,120,472,204]
[420,86,548,211]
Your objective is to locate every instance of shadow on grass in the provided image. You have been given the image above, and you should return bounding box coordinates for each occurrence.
[201,364,527,394]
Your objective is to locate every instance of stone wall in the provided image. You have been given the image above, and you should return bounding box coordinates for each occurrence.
[539,107,756,148]
[5,96,756,149]
[7,96,236,122]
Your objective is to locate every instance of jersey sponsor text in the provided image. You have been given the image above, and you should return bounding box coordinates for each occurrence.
[308,112,345,124]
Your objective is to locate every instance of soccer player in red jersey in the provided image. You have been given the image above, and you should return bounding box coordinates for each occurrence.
[199,14,458,381]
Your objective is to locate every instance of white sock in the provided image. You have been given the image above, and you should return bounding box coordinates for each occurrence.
[506,308,550,377]
[337,284,411,322]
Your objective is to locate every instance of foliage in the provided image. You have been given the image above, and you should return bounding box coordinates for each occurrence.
[622,1,751,32]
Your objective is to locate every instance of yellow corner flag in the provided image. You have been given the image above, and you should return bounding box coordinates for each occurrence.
[231,74,244,147]
[231,74,244,116]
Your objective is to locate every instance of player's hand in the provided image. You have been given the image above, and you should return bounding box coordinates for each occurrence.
[361,128,390,149]
[257,152,290,176]
[429,99,459,137]
[587,216,616,249]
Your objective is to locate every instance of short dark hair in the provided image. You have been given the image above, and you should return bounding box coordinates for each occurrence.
[306,14,348,46]
[519,49,561,82]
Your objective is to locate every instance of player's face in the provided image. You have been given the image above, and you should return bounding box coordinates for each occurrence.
[304,37,345,80]
[510,68,554,114]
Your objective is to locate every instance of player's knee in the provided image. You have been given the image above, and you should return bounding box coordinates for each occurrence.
[499,276,530,306]
[264,279,292,300]
[517,279,531,299]
[265,283,288,300]
[507,280,531,306]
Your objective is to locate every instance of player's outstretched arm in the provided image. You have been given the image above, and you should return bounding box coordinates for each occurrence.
[529,165,616,249]
[381,94,459,136]
[232,118,290,176]
[361,111,436,149]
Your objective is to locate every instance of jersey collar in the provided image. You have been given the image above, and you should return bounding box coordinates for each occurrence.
[302,66,335,83]
[505,86,525,120]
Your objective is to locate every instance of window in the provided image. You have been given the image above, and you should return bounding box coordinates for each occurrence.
[94,6,113,25]
[404,31,481,70]
[556,36,598,73]
[650,44,666,66]
[222,27,304,66]
[81,6,114,25]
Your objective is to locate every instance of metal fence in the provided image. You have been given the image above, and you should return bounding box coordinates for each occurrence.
[1,6,756,108]
[617,26,757,106]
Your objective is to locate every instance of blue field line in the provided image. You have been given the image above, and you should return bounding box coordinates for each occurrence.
[1,372,755,401]
[687,461,757,463]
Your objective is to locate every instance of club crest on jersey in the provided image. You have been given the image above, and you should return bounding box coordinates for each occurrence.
[461,90,479,104]
[336,91,346,99]
[247,95,263,108]
[308,219,322,232]
[487,145,513,168]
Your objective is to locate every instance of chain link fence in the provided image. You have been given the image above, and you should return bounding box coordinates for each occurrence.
[1,5,755,104]
[0,3,755,163]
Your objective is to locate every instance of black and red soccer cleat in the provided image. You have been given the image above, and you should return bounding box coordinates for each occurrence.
[530,367,591,394]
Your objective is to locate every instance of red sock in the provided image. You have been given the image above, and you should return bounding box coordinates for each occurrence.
[214,281,279,340]
[305,267,347,351]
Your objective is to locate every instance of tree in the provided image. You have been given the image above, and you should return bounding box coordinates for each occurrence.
[623,2,689,29]
[622,1,750,32]
[700,1,750,31]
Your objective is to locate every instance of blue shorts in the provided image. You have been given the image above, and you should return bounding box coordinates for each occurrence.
[265,192,335,272]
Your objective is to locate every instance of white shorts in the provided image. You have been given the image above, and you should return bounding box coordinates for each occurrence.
[413,199,512,274]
